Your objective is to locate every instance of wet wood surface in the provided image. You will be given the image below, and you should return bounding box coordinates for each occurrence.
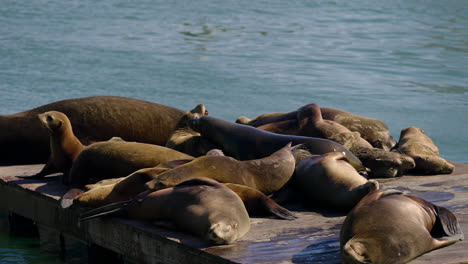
[0,162,467,264]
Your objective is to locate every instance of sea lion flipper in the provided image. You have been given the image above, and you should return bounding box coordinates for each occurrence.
[224,183,297,220]
[79,199,133,221]
[18,161,58,179]
[432,205,464,242]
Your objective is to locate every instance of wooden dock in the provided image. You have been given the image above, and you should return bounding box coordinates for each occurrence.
[0,162,467,264]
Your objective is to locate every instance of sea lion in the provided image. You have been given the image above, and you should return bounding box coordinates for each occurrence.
[340,189,463,264]
[146,143,296,194]
[67,140,193,187]
[80,178,251,245]
[0,96,185,164]
[393,126,454,175]
[256,104,374,151]
[353,148,415,178]
[236,104,396,150]
[165,104,217,157]
[31,111,85,178]
[188,116,366,174]
[293,152,379,212]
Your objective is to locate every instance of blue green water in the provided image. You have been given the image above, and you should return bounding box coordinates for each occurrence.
[1,0,467,262]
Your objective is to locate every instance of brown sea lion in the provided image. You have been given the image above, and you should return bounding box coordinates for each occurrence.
[236,104,396,150]
[30,111,85,179]
[353,148,415,178]
[393,126,454,174]
[294,152,379,212]
[188,116,366,173]
[340,189,463,264]
[80,178,251,245]
[67,140,193,187]
[165,104,217,157]
[66,153,296,220]
[257,104,374,151]
[0,96,185,164]
[146,143,296,195]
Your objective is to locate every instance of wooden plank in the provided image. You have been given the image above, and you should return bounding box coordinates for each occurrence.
[1,163,467,264]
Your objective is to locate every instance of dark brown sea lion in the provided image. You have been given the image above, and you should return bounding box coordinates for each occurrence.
[80,178,251,245]
[340,189,463,264]
[0,96,185,164]
[353,148,415,178]
[67,140,193,187]
[165,104,217,157]
[30,111,85,178]
[294,152,379,212]
[188,116,366,173]
[393,126,454,174]
[146,143,296,195]
[236,104,396,150]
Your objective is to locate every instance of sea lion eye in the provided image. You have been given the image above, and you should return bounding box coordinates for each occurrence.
[204,110,209,115]
[46,115,53,122]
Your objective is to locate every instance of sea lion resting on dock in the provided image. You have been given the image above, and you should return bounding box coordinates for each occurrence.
[393,126,454,175]
[236,104,396,151]
[80,178,251,245]
[340,189,463,264]
[294,152,379,212]
[67,140,193,187]
[64,156,296,220]
[146,143,296,195]
[246,104,415,178]
[0,96,185,164]
[188,116,367,174]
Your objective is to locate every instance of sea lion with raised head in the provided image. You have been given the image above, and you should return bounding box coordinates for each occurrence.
[0,96,185,164]
[80,177,251,245]
[236,104,396,150]
[294,152,379,212]
[165,104,217,157]
[340,189,463,264]
[29,111,85,179]
[146,143,296,194]
[188,116,366,174]
[393,126,454,175]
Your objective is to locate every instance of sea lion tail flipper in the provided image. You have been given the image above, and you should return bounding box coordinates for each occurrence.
[224,183,297,220]
[60,188,85,209]
[432,205,464,242]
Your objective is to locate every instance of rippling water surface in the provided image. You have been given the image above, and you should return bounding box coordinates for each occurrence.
[1,0,467,262]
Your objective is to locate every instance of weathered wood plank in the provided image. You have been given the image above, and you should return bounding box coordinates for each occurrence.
[1,162,467,264]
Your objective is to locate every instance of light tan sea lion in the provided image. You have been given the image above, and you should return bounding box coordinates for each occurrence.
[165,104,217,157]
[67,140,193,187]
[30,111,85,179]
[236,104,396,150]
[294,152,379,212]
[340,189,463,264]
[393,126,454,174]
[0,96,185,164]
[80,178,251,245]
[146,143,296,195]
[188,116,366,174]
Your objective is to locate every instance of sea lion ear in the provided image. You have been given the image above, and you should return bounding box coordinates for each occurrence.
[432,205,464,241]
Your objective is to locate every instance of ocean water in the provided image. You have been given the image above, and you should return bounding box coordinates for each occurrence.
[1,0,467,262]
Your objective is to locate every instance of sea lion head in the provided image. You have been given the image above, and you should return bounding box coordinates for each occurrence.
[38,111,70,134]
[207,222,239,245]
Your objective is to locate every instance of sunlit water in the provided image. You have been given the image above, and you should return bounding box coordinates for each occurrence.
[1,0,467,262]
